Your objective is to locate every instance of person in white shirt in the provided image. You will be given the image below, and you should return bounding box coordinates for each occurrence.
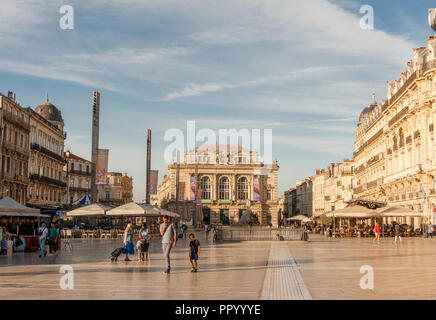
[38,222,48,258]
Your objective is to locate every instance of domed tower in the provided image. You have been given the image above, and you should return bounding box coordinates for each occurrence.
[358,91,378,123]
[34,93,64,131]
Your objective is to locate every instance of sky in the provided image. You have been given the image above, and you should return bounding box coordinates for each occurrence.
[0,0,434,201]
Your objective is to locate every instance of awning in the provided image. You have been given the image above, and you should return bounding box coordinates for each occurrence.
[67,203,111,217]
[0,196,48,217]
[325,205,378,218]
[71,194,91,206]
[286,214,311,221]
[375,205,422,217]
[106,202,180,218]
[106,202,161,216]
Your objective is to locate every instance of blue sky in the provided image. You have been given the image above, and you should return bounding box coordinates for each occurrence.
[0,0,434,201]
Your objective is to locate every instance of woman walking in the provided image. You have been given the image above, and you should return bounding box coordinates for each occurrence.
[122,223,135,261]
[373,222,381,243]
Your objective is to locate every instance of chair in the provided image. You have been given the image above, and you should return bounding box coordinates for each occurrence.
[62,230,73,251]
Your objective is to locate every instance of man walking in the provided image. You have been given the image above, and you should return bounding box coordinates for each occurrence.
[38,222,48,258]
[181,220,188,240]
[394,223,402,244]
[160,215,177,274]
[428,221,433,239]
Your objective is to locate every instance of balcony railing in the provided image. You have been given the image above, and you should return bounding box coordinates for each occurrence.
[69,186,90,193]
[31,143,66,163]
[2,141,30,157]
[69,169,91,176]
[406,136,412,144]
[414,130,421,140]
[366,180,378,189]
[2,109,30,131]
[100,198,124,203]
[388,107,409,127]
[389,71,416,105]
[30,174,67,188]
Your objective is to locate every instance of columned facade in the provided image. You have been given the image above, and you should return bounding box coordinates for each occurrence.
[157,144,280,226]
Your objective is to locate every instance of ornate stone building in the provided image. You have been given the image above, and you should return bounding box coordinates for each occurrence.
[97,172,133,206]
[312,160,355,217]
[64,150,91,204]
[0,92,30,204]
[353,35,436,223]
[157,144,280,226]
[295,178,313,217]
[26,95,67,208]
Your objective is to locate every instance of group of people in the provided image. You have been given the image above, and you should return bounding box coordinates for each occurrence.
[37,222,60,257]
[119,216,201,273]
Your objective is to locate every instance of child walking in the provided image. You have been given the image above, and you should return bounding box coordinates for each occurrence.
[189,233,200,272]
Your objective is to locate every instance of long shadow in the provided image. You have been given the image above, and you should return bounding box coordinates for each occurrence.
[0,263,282,277]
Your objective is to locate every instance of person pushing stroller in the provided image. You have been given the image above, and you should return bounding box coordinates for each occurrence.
[136,223,150,261]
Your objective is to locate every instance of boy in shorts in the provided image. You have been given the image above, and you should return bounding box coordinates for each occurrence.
[189,233,200,272]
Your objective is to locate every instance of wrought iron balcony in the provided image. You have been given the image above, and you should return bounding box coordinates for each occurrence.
[69,169,91,176]
[69,186,90,193]
[29,173,66,188]
[2,109,30,131]
[31,143,66,163]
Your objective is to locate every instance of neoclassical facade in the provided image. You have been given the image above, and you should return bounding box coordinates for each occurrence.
[0,92,30,204]
[97,172,133,206]
[157,144,280,226]
[353,36,436,223]
[64,150,91,204]
[312,160,355,217]
[27,96,67,208]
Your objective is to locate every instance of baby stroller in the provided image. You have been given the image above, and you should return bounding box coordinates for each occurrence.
[136,235,151,261]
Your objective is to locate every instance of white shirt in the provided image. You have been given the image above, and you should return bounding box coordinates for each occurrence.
[38,227,48,241]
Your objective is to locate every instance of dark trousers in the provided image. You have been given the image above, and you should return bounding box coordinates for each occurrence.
[48,239,57,253]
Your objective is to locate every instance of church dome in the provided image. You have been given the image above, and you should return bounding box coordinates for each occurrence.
[35,94,63,122]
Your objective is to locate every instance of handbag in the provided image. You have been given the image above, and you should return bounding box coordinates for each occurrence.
[15,238,23,246]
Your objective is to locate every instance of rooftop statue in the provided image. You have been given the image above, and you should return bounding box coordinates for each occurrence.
[430,8,436,32]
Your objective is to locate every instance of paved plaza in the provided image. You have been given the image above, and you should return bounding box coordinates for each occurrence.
[1,233,436,299]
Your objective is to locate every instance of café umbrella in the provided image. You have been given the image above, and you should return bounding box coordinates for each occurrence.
[0,196,49,217]
[66,203,111,217]
[107,202,164,217]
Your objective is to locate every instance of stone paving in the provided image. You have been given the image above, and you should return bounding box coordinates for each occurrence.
[291,234,436,300]
[261,243,312,300]
[0,233,271,300]
[1,232,436,299]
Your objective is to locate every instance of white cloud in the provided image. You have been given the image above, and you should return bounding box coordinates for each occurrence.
[274,135,353,155]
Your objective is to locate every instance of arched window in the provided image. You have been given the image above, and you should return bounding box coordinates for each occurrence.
[237,177,248,200]
[219,177,229,200]
[200,176,211,200]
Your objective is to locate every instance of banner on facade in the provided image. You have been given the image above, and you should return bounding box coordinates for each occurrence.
[253,176,260,202]
[95,149,109,184]
[178,182,185,201]
[190,176,196,200]
[149,170,159,195]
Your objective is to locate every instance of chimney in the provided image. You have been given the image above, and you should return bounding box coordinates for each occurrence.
[316,169,320,175]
